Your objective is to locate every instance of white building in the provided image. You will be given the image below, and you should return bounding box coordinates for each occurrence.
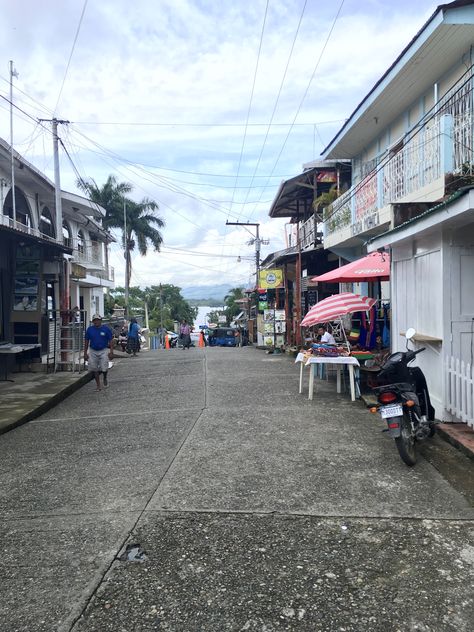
[0,138,114,368]
[320,0,474,425]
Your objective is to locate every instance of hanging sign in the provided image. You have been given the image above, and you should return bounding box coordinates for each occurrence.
[258,269,284,290]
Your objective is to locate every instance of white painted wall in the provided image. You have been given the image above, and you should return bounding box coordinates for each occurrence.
[392,232,444,416]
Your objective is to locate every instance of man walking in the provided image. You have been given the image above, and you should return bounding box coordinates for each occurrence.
[84,314,113,391]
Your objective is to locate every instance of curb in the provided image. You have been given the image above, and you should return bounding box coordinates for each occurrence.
[360,394,474,461]
[435,424,474,461]
[0,371,94,436]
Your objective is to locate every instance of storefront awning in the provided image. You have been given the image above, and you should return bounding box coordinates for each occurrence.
[312,251,390,283]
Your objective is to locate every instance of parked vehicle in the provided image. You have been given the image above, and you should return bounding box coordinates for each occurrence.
[370,328,435,466]
[208,327,240,347]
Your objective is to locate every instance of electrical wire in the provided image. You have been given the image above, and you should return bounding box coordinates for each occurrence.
[227,0,269,218]
[69,119,345,127]
[248,0,346,220]
[54,0,89,113]
[236,0,308,220]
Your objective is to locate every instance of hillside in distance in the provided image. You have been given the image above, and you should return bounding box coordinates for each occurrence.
[181,284,236,302]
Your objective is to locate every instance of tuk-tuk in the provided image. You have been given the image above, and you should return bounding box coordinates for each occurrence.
[208,327,240,347]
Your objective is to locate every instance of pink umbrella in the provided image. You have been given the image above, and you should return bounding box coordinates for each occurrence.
[312,251,390,283]
[301,292,377,327]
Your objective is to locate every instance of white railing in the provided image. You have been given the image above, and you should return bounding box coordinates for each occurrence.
[72,248,105,269]
[0,213,58,243]
[445,356,474,428]
[383,118,441,204]
[325,69,474,240]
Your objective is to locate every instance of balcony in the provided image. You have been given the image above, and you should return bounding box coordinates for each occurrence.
[323,70,473,249]
[0,213,60,244]
[299,215,323,251]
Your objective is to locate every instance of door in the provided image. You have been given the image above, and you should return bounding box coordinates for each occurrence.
[450,248,474,364]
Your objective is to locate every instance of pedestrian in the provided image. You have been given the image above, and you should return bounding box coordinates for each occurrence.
[179,319,192,350]
[127,318,141,356]
[317,324,336,345]
[84,314,113,391]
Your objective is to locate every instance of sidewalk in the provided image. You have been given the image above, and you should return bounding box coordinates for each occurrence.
[0,347,137,435]
[0,370,93,435]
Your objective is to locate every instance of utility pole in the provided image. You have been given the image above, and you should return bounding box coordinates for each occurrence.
[123,199,129,318]
[160,283,164,348]
[38,117,70,242]
[38,117,70,316]
[144,297,149,330]
[225,221,266,284]
[9,61,18,225]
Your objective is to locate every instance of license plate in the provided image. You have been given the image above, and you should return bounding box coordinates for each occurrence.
[380,404,403,419]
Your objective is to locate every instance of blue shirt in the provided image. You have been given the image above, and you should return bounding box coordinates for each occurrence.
[85,325,112,350]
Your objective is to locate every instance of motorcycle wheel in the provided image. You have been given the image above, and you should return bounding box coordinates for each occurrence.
[395,412,417,466]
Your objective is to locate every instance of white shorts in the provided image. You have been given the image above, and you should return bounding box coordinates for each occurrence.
[88,348,109,372]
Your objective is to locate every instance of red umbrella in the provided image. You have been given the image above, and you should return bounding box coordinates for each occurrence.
[312,251,390,283]
[301,292,377,327]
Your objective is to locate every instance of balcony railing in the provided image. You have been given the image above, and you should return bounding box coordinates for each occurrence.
[0,213,59,243]
[324,68,473,242]
[300,215,323,250]
[72,248,104,268]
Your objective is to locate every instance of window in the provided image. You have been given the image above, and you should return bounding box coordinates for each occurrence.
[3,186,33,228]
[77,230,85,255]
[39,207,55,238]
[62,221,71,248]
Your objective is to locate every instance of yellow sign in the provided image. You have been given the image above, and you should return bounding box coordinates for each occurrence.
[258,269,284,290]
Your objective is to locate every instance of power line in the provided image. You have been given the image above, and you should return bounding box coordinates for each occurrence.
[68,119,345,127]
[236,0,308,222]
[248,0,346,219]
[228,0,269,218]
[69,126,264,221]
[54,0,89,113]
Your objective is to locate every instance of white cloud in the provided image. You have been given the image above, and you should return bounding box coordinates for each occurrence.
[0,0,437,289]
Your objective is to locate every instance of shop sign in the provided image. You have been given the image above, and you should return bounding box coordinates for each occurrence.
[316,170,337,182]
[258,269,284,290]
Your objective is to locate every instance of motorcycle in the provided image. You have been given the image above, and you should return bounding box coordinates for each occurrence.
[370,328,435,466]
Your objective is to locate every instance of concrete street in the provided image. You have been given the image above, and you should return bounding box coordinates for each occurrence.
[1,347,473,632]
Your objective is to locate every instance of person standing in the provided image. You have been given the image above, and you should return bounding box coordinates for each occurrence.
[84,314,113,391]
[127,318,141,356]
[179,319,191,350]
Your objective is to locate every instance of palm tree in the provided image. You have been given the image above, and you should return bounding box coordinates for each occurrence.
[121,198,164,290]
[77,175,165,289]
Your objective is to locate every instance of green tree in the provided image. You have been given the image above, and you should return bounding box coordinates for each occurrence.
[77,175,165,289]
[107,285,197,330]
[107,286,146,314]
[223,287,245,323]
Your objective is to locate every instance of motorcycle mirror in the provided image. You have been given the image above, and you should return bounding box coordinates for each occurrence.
[405,328,416,341]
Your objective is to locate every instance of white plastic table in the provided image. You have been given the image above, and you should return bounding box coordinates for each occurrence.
[305,355,360,402]
[294,352,308,394]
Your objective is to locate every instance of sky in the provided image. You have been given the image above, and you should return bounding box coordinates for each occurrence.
[0,0,438,291]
